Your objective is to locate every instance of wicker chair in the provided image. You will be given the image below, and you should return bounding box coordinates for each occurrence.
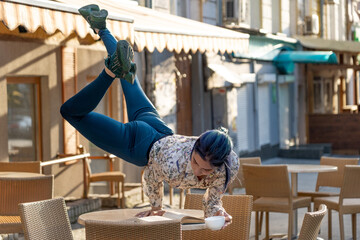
[242,164,311,240]
[298,204,327,240]
[182,194,253,240]
[0,161,41,173]
[298,156,359,202]
[18,197,73,240]
[314,165,360,240]
[85,218,181,240]
[0,174,53,234]
[227,157,261,195]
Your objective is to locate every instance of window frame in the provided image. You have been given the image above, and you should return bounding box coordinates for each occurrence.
[7,76,42,162]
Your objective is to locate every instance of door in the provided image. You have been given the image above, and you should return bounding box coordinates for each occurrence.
[175,52,193,135]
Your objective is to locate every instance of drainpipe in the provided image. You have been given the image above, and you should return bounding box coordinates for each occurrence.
[320,0,324,38]
[218,0,223,26]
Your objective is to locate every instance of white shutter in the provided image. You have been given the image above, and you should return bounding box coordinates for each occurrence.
[258,84,270,146]
[237,85,249,152]
[237,84,256,152]
[279,83,290,147]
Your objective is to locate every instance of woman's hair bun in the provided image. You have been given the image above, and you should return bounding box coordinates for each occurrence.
[218,126,229,135]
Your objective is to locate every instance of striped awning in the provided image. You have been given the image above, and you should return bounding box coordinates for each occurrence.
[56,0,249,54]
[0,0,134,44]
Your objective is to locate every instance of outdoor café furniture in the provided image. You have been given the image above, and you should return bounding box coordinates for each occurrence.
[60,145,127,209]
[18,197,73,240]
[314,165,360,240]
[285,163,337,237]
[298,204,327,240]
[227,157,261,195]
[85,155,126,208]
[0,161,41,173]
[85,218,181,240]
[297,156,359,202]
[182,194,253,240]
[242,164,312,240]
[0,172,53,234]
[78,208,205,231]
[227,157,263,235]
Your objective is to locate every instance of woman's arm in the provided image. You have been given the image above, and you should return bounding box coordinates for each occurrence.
[135,166,164,217]
[203,184,233,229]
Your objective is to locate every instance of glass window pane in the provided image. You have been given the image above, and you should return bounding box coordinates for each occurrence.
[7,83,37,162]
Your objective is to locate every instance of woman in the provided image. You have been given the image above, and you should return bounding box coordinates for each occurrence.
[61,4,239,228]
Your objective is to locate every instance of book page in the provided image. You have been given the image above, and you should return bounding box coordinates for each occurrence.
[164,211,204,224]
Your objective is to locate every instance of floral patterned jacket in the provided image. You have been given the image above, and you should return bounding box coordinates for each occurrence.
[143,134,240,217]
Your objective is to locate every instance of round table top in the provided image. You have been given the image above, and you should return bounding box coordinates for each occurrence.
[285,164,337,173]
[78,208,206,231]
[0,171,44,179]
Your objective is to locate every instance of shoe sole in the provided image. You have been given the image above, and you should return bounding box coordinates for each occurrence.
[116,40,133,73]
[78,4,100,20]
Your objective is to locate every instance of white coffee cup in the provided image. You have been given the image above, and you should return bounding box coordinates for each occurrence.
[205,216,225,231]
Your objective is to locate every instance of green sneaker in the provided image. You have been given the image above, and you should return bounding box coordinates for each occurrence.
[105,40,137,84]
[78,4,108,31]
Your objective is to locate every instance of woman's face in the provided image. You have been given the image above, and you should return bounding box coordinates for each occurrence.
[191,151,215,178]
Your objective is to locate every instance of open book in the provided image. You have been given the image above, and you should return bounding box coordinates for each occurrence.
[139,210,204,225]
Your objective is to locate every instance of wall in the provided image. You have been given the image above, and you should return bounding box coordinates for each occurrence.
[308,113,360,152]
[0,40,61,163]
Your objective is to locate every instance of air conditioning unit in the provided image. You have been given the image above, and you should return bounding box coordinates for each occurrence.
[304,14,319,35]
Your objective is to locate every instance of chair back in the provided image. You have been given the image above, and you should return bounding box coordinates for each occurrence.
[340,165,360,199]
[0,175,53,215]
[316,156,359,190]
[18,197,73,240]
[0,162,41,173]
[184,192,203,210]
[228,157,261,192]
[85,219,181,240]
[242,164,291,198]
[298,204,327,240]
[184,194,253,240]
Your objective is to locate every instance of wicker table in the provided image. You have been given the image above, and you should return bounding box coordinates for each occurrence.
[0,171,53,234]
[0,172,44,178]
[286,164,337,237]
[78,208,206,231]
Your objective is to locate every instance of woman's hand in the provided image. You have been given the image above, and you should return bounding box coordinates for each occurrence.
[135,208,165,218]
[214,210,232,229]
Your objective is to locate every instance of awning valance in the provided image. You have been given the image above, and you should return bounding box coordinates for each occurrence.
[296,36,360,53]
[57,0,249,54]
[234,38,338,74]
[274,51,338,74]
[0,0,134,43]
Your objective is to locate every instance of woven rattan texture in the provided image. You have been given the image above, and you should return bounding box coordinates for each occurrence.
[314,165,360,240]
[242,164,311,240]
[182,194,253,240]
[298,204,327,240]
[85,219,181,240]
[0,175,53,234]
[228,157,261,194]
[18,197,73,240]
[0,162,41,173]
[298,156,359,201]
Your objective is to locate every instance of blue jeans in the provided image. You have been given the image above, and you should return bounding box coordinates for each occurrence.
[60,29,173,166]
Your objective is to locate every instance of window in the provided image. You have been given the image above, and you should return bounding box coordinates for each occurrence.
[7,77,41,162]
[313,76,333,113]
[226,0,235,18]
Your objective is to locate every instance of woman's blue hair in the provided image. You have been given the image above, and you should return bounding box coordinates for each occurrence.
[193,127,233,190]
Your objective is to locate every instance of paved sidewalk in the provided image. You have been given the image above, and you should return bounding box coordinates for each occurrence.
[71,157,360,240]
